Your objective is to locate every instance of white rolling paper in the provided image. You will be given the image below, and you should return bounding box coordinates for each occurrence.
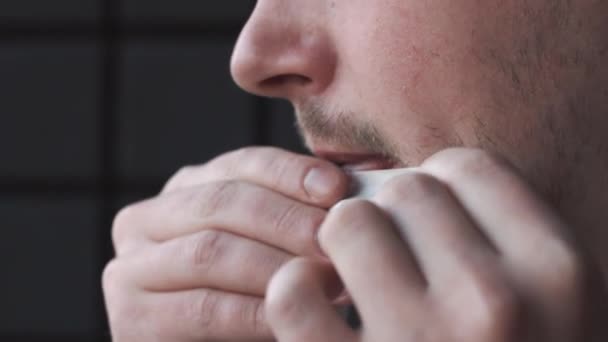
[348,168,418,199]
[338,168,418,328]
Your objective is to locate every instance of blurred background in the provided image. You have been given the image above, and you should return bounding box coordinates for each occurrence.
[0,1,305,341]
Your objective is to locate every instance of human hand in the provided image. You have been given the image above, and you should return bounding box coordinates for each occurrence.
[266,148,606,342]
[102,147,349,341]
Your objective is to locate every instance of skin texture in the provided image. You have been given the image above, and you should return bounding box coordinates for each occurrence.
[103,0,608,341]
[232,0,608,227]
[103,148,349,341]
[231,0,608,294]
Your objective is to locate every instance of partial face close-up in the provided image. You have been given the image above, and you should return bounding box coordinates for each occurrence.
[231,0,608,209]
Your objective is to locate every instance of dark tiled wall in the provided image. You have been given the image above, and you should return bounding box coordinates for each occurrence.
[0,2,304,341]
[0,43,101,182]
[118,41,256,183]
[0,1,99,24]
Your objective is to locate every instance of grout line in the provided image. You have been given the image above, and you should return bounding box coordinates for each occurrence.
[0,24,244,41]
[0,334,109,342]
[0,183,161,196]
[253,96,272,146]
[1,2,258,340]
[97,0,120,335]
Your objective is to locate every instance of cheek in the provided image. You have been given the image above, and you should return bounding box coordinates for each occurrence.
[341,1,531,137]
[338,2,489,150]
[339,1,490,115]
[328,0,548,165]
[381,3,501,114]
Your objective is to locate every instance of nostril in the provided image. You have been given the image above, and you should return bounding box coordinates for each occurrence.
[260,74,312,90]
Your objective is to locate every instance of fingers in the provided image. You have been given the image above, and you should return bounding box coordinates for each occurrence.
[373,171,499,288]
[112,180,327,256]
[105,147,350,341]
[106,286,274,341]
[122,230,293,296]
[420,148,575,263]
[163,146,349,208]
[318,199,427,329]
[266,258,357,342]
[151,289,272,341]
[420,148,586,329]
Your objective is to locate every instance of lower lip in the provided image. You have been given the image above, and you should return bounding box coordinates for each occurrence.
[312,150,397,171]
[341,158,396,172]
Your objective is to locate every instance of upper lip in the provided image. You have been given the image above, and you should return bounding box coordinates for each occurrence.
[310,143,398,171]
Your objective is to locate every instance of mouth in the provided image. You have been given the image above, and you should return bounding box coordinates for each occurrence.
[312,150,399,171]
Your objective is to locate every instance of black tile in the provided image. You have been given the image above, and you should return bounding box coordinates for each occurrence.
[268,99,308,154]
[0,1,99,24]
[0,195,100,334]
[121,1,255,25]
[118,40,256,184]
[0,43,100,182]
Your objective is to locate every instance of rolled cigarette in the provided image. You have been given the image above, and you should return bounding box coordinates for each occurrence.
[334,168,417,328]
[348,168,418,199]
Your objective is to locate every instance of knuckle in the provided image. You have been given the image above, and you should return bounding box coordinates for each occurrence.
[196,180,239,218]
[479,297,520,341]
[187,290,220,331]
[163,164,198,192]
[439,148,508,180]
[239,146,304,185]
[175,164,197,180]
[190,230,226,269]
[272,202,322,236]
[225,146,281,172]
[206,149,247,177]
[111,204,139,249]
[454,149,505,173]
[460,277,521,341]
[266,259,314,321]
[101,259,122,295]
[263,154,299,184]
[108,304,145,337]
[482,290,519,327]
[205,147,285,181]
[264,201,325,255]
[102,262,147,337]
[550,243,584,277]
[239,299,268,335]
[319,199,379,247]
[234,145,268,157]
[540,240,587,294]
[271,202,302,233]
[230,147,321,198]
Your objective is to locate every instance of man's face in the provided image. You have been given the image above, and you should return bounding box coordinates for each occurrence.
[231,0,606,205]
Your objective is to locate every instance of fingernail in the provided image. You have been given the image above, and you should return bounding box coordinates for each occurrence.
[304,167,340,200]
[330,199,350,212]
[313,229,328,257]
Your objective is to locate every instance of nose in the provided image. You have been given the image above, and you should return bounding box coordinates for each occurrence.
[230,1,336,101]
